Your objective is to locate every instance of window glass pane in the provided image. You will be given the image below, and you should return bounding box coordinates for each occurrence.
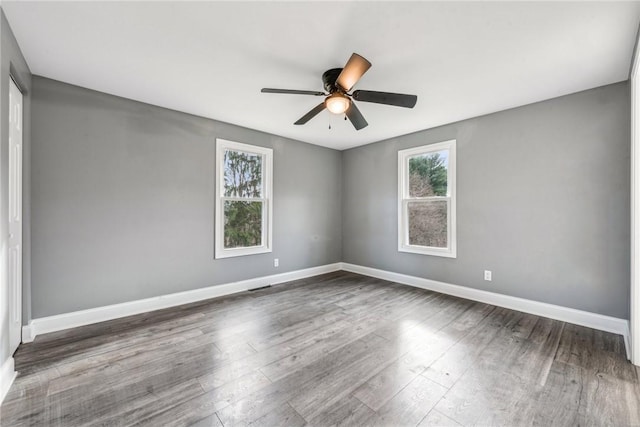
[224,200,263,248]
[409,150,448,197]
[224,150,263,198]
[408,200,447,248]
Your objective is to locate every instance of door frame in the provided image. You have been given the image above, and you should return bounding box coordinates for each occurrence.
[8,76,23,354]
[631,35,640,365]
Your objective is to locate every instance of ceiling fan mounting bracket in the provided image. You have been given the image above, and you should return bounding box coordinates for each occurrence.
[322,68,344,94]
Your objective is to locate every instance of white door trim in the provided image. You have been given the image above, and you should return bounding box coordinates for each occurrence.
[8,77,23,354]
[631,34,640,366]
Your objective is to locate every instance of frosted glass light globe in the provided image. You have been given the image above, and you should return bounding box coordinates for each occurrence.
[325,94,350,114]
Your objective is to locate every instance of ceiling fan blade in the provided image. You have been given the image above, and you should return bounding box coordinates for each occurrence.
[336,53,372,92]
[294,103,326,125]
[346,102,368,130]
[262,88,325,96]
[352,90,417,108]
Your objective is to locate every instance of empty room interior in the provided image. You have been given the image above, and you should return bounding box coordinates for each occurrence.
[2,1,640,426]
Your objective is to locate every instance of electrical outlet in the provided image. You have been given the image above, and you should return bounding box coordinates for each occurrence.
[484,270,492,281]
[274,258,279,268]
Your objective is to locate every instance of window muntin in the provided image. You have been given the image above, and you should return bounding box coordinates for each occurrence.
[215,139,272,258]
[398,140,456,257]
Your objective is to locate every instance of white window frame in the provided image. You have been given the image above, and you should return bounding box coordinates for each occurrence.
[215,139,273,259]
[398,139,457,258]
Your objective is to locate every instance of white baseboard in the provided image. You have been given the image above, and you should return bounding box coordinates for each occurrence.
[22,323,35,344]
[340,263,632,360]
[22,263,341,342]
[20,261,631,361]
[0,356,17,404]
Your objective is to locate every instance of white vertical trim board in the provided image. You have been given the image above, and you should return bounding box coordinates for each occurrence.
[0,357,17,404]
[630,26,640,366]
[340,263,631,359]
[8,77,24,357]
[22,263,342,342]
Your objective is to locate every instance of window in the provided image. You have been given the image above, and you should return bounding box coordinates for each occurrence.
[398,140,456,258]
[215,139,272,259]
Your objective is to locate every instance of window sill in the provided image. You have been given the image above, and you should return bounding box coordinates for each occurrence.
[215,246,272,259]
[398,245,457,258]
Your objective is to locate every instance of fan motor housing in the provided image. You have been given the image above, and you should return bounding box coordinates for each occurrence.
[322,68,343,93]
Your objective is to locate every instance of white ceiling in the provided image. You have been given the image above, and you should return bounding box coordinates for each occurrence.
[3,1,640,150]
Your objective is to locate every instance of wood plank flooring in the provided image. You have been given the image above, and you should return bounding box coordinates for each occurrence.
[1,271,639,426]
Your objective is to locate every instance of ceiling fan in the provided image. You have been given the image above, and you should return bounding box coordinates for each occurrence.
[261,53,417,130]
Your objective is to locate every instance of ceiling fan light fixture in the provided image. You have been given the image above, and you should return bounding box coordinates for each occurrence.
[325,93,351,114]
[261,52,416,130]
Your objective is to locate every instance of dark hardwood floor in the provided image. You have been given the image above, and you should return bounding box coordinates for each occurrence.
[2,271,639,426]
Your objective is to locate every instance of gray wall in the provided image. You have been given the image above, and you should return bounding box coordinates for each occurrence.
[28,76,632,321]
[31,76,342,318]
[343,82,630,319]
[0,8,31,366]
